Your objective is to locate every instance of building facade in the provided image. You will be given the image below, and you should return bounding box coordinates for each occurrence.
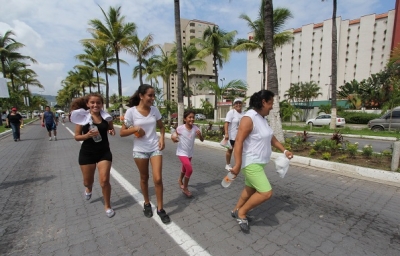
[247,7,398,104]
[163,18,217,104]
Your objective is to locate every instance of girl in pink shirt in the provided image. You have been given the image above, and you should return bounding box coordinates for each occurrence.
[171,110,204,197]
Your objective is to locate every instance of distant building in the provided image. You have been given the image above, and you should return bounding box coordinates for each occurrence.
[163,18,217,105]
[247,3,399,106]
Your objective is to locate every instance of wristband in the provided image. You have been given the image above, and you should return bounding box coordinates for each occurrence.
[283,149,288,155]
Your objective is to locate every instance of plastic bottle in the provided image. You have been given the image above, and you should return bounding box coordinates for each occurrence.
[124,119,133,128]
[171,126,179,141]
[89,122,102,142]
[221,171,236,188]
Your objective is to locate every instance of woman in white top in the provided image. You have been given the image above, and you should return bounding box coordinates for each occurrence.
[230,90,293,233]
[223,98,244,171]
[172,110,204,198]
[120,84,170,224]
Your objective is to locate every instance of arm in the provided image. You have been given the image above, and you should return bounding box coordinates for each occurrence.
[196,129,204,142]
[53,113,58,126]
[157,119,165,150]
[119,123,142,137]
[231,116,253,176]
[20,115,24,126]
[6,116,9,127]
[224,122,229,140]
[108,121,115,136]
[271,135,293,159]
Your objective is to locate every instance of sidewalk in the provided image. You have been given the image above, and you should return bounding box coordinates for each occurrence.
[1,121,400,255]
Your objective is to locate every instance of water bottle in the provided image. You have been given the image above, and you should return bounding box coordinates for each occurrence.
[171,126,179,141]
[89,122,102,142]
[221,171,236,188]
[124,119,133,128]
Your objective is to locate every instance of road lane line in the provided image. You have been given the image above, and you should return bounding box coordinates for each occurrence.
[65,126,210,256]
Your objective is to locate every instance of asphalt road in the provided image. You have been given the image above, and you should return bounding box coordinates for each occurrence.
[1,121,399,255]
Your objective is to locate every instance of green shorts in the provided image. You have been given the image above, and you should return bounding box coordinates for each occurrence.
[242,163,272,192]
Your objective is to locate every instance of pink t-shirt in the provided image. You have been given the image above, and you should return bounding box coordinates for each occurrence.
[176,124,200,157]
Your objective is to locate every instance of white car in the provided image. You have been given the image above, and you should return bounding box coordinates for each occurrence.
[195,114,206,120]
[306,114,346,127]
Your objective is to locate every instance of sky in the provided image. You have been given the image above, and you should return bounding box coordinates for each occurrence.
[0,0,396,97]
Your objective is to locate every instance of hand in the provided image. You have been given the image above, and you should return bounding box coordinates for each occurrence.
[284,150,294,159]
[230,165,240,176]
[224,135,229,140]
[171,133,179,143]
[108,129,115,136]
[87,128,99,138]
[134,127,145,138]
[158,139,165,150]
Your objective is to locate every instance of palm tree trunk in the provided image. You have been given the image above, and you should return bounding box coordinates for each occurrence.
[186,69,190,108]
[330,0,338,129]
[104,60,110,108]
[96,72,100,93]
[213,55,218,122]
[139,60,143,86]
[264,0,284,142]
[115,47,123,117]
[174,0,184,125]
[1,60,6,78]
[262,49,266,89]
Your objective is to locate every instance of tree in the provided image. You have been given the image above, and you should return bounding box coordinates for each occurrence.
[264,0,284,141]
[338,79,362,109]
[152,47,177,102]
[235,1,293,89]
[174,0,185,125]
[128,34,158,86]
[197,79,247,111]
[86,5,137,116]
[322,0,338,129]
[193,26,237,122]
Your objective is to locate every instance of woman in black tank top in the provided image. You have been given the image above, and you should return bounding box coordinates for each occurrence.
[71,93,116,218]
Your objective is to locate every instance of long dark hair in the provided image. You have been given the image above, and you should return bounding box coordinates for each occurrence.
[70,93,104,111]
[249,90,275,110]
[127,84,153,107]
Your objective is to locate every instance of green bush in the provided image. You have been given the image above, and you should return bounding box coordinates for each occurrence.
[339,111,381,124]
[322,152,331,160]
[345,142,359,158]
[362,144,373,158]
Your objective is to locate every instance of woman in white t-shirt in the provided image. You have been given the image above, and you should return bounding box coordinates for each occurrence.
[230,90,294,234]
[171,110,204,198]
[120,84,170,224]
[223,98,244,171]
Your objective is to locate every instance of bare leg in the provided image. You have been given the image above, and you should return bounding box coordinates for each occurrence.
[97,160,112,210]
[234,186,273,219]
[150,155,163,210]
[134,158,150,204]
[226,148,233,165]
[178,172,185,188]
[80,164,96,194]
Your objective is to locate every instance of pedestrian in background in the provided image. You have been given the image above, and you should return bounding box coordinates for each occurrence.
[42,106,58,141]
[70,93,116,218]
[120,84,170,224]
[172,110,204,198]
[6,107,23,142]
[230,90,293,233]
[223,98,244,171]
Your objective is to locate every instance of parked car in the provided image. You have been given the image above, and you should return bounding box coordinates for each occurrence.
[368,107,400,131]
[195,113,206,120]
[306,114,346,127]
[20,112,28,118]
[110,110,120,119]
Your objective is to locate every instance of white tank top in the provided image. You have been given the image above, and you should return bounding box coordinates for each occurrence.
[241,109,274,168]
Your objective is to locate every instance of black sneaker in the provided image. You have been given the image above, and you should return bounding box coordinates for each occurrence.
[157,209,171,224]
[237,218,250,233]
[143,203,153,218]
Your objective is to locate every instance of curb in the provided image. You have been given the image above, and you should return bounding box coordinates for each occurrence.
[197,135,400,185]
[284,130,397,141]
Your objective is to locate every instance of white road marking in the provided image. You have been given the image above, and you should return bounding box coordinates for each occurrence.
[65,126,210,256]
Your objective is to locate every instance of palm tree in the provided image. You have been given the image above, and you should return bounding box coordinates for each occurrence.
[235,1,293,89]
[174,0,185,125]
[85,5,137,115]
[193,26,237,121]
[179,44,207,108]
[0,30,36,78]
[322,0,338,129]
[135,55,159,86]
[264,0,284,141]
[128,34,158,86]
[197,79,247,106]
[152,47,177,102]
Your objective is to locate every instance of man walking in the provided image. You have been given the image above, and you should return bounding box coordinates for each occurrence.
[42,106,58,141]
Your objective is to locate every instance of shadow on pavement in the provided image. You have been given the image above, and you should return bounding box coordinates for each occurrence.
[0,175,56,190]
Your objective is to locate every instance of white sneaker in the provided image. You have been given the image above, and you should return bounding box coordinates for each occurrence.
[54,136,57,141]
[225,164,232,171]
[49,137,52,141]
